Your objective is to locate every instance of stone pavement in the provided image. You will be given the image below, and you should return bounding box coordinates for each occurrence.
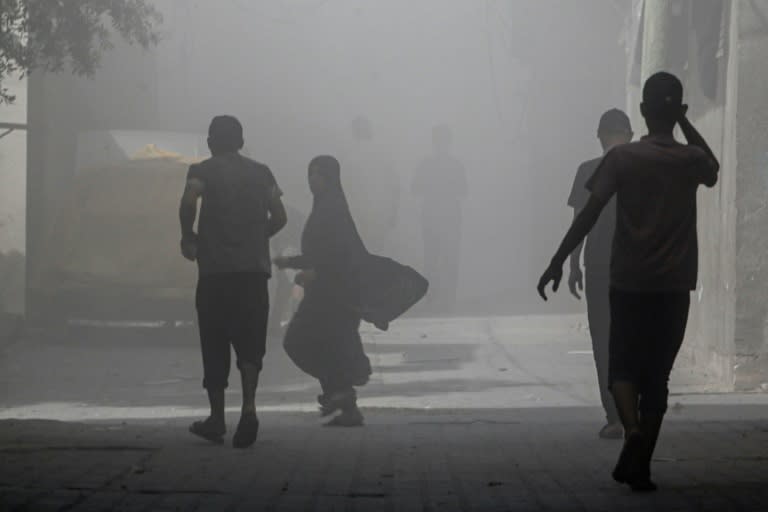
[1,315,767,511]
[1,407,767,511]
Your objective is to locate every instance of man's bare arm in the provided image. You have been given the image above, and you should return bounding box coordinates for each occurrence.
[553,196,606,268]
[678,108,720,180]
[179,178,204,239]
[678,117,718,169]
[569,209,585,271]
[267,195,288,238]
[538,195,607,300]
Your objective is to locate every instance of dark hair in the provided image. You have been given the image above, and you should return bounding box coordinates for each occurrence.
[597,108,631,136]
[208,115,244,153]
[642,72,683,121]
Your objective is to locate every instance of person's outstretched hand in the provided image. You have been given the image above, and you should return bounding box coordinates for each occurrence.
[568,266,583,300]
[295,269,316,287]
[537,262,563,301]
[273,256,290,269]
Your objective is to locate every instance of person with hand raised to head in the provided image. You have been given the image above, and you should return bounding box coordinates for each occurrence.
[538,72,719,492]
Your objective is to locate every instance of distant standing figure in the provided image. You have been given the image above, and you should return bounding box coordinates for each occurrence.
[275,155,372,427]
[412,125,467,314]
[567,109,633,440]
[538,72,719,491]
[179,115,287,448]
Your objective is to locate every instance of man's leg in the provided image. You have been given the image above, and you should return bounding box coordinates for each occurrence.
[585,270,621,437]
[191,275,230,443]
[633,292,690,490]
[608,289,646,483]
[240,362,260,416]
[608,289,641,434]
[231,273,270,448]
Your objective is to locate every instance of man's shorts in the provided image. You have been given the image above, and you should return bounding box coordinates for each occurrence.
[196,272,269,389]
[608,288,690,391]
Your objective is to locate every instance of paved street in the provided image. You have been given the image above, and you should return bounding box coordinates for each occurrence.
[1,315,767,511]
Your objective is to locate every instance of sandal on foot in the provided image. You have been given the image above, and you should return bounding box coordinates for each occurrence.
[319,390,356,417]
[189,419,225,445]
[629,477,658,493]
[232,413,259,448]
[612,431,644,483]
[324,408,364,427]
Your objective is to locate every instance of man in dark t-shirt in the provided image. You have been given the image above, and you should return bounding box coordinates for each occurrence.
[538,73,719,491]
[567,109,632,440]
[179,116,287,448]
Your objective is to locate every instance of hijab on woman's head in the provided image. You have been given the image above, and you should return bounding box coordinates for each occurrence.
[303,154,367,258]
[309,155,343,194]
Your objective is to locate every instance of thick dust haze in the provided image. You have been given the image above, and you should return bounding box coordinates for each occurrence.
[4,3,764,508]
[20,0,629,323]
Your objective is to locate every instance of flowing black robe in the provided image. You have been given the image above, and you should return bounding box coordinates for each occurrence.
[282,181,372,390]
[282,168,428,391]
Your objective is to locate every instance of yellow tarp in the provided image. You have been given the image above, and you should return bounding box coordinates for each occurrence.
[40,146,204,296]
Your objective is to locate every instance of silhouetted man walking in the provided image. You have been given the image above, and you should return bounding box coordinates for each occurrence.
[412,125,467,314]
[538,73,719,491]
[567,109,633,440]
[179,116,287,448]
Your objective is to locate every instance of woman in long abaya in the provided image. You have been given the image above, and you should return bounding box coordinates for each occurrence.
[274,155,372,427]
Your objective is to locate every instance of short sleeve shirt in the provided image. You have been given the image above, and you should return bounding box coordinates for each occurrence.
[567,157,615,270]
[187,153,282,275]
[586,135,718,291]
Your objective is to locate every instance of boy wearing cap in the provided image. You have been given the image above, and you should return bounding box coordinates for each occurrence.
[567,109,633,441]
[538,72,719,491]
[179,115,287,448]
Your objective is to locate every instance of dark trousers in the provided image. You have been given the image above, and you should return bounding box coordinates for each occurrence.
[584,270,619,423]
[196,272,269,391]
[422,212,461,314]
[608,288,690,414]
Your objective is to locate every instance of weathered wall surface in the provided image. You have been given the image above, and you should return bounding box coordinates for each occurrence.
[676,1,740,390]
[26,1,631,320]
[630,1,736,390]
[732,1,768,390]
